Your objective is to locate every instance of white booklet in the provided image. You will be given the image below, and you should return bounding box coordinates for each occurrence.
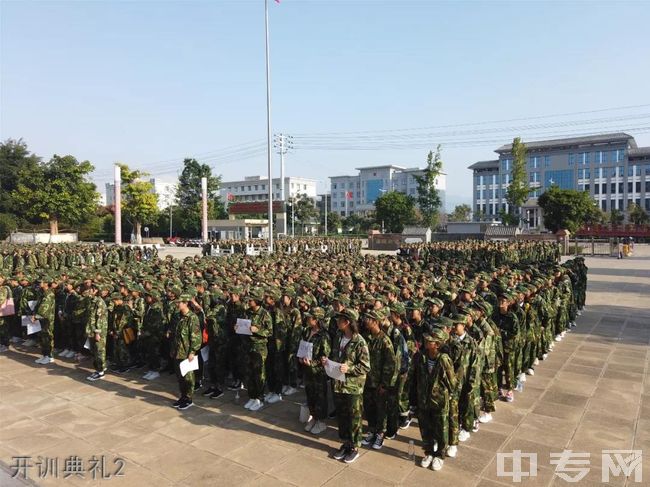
[235,318,252,335]
[179,357,199,377]
[21,315,33,327]
[324,359,346,382]
[26,321,42,335]
[296,340,314,361]
[84,337,92,350]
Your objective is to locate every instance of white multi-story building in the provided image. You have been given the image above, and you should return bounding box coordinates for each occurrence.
[105,178,175,210]
[219,176,317,203]
[329,165,446,216]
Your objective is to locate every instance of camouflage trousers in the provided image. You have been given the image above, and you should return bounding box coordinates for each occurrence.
[363,386,389,435]
[304,375,328,420]
[397,372,411,418]
[174,358,195,400]
[500,348,518,390]
[419,407,449,458]
[334,393,363,448]
[140,336,161,370]
[460,387,479,432]
[90,336,107,373]
[245,342,268,400]
[387,373,407,436]
[448,390,460,446]
[39,319,54,356]
[480,369,498,413]
[266,344,287,394]
[112,334,131,367]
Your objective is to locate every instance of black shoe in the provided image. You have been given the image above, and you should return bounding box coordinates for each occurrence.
[385,431,396,440]
[227,380,242,391]
[328,409,337,419]
[343,448,360,464]
[333,444,349,461]
[203,387,217,397]
[209,388,224,400]
[172,398,183,408]
[399,416,412,430]
[194,381,203,392]
[178,398,193,411]
[133,361,146,369]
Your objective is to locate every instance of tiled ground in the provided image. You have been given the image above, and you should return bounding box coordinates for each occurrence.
[1,246,648,486]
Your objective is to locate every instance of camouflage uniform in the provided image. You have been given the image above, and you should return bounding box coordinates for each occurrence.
[36,287,56,357]
[86,293,109,373]
[363,329,397,436]
[244,303,273,400]
[301,324,331,420]
[172,309,202,400]
[330,331,370,448]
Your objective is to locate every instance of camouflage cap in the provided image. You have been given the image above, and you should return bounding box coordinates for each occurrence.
[452,313,469,325]
[424,297,444,308]
[304,307,326,320]
[389,302,406,317]
[363,309,383,322]
[174,293,192,303]
[336,308,359,323]
[423,328,449,344]
[247,288,265,302]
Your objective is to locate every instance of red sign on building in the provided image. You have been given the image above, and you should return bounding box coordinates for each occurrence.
[228,201,283,215]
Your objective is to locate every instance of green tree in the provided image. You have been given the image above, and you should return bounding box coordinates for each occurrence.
[0,139,41,215]
[610,208,625,225]
[175,158,226,237]
[321,211,342,233]
[287,193,319,235]
[504,137,529,225]
[118,164,159,244]
[414,146,443,228]
[374,191,417,233]
[537,186,599,233]
[0,213,18,240]
[12,155,98,234]
[628,203,650,225]
[448,203,472,222]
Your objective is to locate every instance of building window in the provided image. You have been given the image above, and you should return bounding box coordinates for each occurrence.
[646,181,650,193]
[618,166,625,177]
[544,155,551,168]
[568,153,575,166]
[636,182,641,193]
[601,183,607,194]
[594,184,599,194]
[332,183,337,190]
[529,156,540,169]
[619,182,624,193]
[628,182,633,193]
[579,152,590,165]
[602,200,607,211]
[501,159,511,172]
[529,172,540,183]
[545,170,574,190]
[582,185,590,194]
[617,149,625,162]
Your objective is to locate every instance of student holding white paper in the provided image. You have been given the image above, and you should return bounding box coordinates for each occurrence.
[171,294,202,410]
[33,276,56,364]
[322,309,370,464]
[299,308,331,435]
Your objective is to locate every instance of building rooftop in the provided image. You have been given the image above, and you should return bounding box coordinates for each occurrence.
[355,164,406,171]
[629,146,650,158]
[495,132,637,154]
[468,159,500,170]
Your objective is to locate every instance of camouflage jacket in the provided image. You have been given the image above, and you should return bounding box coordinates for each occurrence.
[300,327,331,379]
[412,351,456,414]
[448,333,479,394]
[330,332,370,395]
[495,310,519,352]
[141,302,165,339]
[245,305,273,350]
[86,295,108,337]
[35,289,55,324]
[172,310,202,359]
[366,331,398,389]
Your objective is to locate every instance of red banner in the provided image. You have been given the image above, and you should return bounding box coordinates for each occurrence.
[228,201,283,215]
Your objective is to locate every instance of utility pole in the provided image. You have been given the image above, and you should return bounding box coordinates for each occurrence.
[201,177,208,243]
[264,0,273,252]
[324,193,328,235]
[114,164,122,245]
[274,133,293,236]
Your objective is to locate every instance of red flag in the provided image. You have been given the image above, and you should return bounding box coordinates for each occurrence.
[346,191,353,200]
[227,193,234,201]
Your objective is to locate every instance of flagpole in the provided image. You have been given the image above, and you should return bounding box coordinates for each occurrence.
[265,0,274,252]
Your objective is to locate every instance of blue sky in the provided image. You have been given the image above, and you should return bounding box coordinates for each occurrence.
[2,0,650,209]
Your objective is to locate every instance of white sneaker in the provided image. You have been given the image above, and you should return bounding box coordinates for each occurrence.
[143,371,153,380]
[248,399,263,411]
[23,339,36,347]
[42,356,54,364]
[555,335,562,342]
[446,445,457,458]
[35,355,47,364]
[64,350,76,358]
[264,392,273,401]
[431,457,444,471]
[577,311,582,316]
[420,455,434,468]
[561,331,566,338]
[0,344,8,353]
[267,393,282,404]
[304,417,316,432]
[244,398,255,409]
[526,368,535,376]
[58,349,70,357]
[533,358,539,366]
[542,353,548,360]
[10,336,22,344]
[283,386,297,396]
[519,373,527,383]
[459,429,470,442]
[478,412,493,424]
[147,371,160,380]
[310,421,327,435]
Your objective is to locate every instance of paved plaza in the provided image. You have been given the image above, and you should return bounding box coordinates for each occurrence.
[1,247,649,486]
